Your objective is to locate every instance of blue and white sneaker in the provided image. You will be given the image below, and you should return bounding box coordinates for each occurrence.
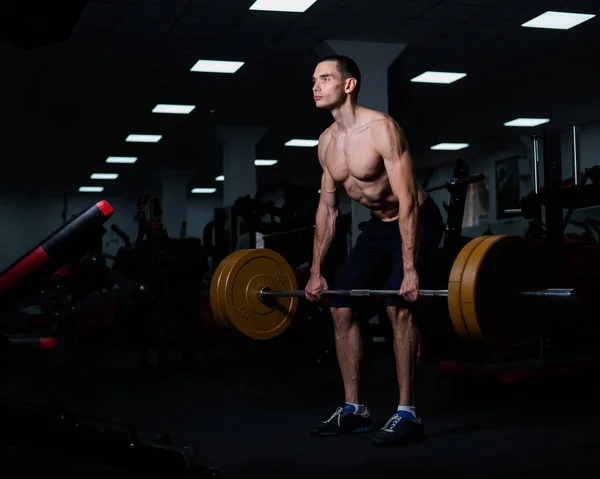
[372,410,424,446]
[310,404,373,436]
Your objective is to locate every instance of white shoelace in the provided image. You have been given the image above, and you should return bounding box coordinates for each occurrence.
[323,406,370,426]
[382,413,421,432]
[324,407,345,426]
[382,413,401,433]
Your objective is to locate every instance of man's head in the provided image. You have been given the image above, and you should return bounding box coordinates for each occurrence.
[312,55,361,109]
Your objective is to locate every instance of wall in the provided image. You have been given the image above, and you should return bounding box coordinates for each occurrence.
[0,193,222,272]
[424,147,532,239]
[423,120,600,245]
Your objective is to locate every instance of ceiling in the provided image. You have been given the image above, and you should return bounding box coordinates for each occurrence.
[1,0,599,198]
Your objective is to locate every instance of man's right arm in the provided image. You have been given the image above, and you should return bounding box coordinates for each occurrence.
[311,138,338,276]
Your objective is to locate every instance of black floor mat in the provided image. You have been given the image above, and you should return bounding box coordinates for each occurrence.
[1,339,600,478]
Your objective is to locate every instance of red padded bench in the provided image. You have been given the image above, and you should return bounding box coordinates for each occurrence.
[0,200,114,349]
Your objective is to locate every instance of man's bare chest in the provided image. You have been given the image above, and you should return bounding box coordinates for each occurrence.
[324,132,383,183]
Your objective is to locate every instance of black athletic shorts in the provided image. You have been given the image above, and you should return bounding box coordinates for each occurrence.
[329,196,444,309]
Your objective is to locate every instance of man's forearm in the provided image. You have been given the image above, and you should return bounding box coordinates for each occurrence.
[399,199,419,272]
[311,205,338,275]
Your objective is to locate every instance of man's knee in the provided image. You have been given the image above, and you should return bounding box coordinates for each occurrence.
[386,305,413,323]
[330,307,355,330]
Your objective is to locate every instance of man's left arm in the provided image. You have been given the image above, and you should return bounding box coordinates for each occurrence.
[371,119,420,295]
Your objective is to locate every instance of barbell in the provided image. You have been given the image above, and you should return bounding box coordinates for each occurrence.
[209,235,577,343]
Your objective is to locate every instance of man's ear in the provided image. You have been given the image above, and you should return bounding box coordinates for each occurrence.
[345,78,357,95]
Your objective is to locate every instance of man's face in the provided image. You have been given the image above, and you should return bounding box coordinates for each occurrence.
[312,61,347,109]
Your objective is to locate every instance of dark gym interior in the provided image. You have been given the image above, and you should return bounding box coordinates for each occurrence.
[2,0,600,477]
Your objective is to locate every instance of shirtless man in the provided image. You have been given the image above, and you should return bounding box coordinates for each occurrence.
[305,55,444,446]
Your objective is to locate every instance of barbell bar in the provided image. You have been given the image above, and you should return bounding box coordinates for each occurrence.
[260,287,448,298]
[209,234,579,342]
[258,287,576,300]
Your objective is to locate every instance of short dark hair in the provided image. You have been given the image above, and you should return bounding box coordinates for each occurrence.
[319,55,361,98]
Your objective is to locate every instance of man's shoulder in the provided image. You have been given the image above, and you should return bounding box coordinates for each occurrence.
[365,109,396,126]
[321,123,336,137]
[317,125,335,162]
[319,124,336,143]
[365,112,404,138]
[363,110,408,150]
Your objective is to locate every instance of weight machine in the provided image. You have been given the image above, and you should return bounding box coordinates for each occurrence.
[440,126,600,383]
[424,157,487,259]
[0,201,219,477]
[203,187,336,274]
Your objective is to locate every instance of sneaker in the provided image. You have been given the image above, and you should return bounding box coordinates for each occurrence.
[310,404,373,436]
[372,410,424,447]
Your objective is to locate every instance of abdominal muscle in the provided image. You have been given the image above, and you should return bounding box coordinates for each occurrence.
[341,175,428,221]
[343,177,400,221]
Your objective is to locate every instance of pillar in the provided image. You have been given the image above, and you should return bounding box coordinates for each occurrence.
[316,40,407,246]
[158,170,194,238]
[214,125,268,207]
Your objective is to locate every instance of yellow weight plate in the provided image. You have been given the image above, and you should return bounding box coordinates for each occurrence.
[452,235,547,343]
[220,248,298,340]
[448,235,490,340]
[210,250,247,329]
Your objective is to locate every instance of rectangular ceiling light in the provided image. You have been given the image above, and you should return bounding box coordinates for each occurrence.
[215,175,225,181]
[522,11,595,30]
[79,186,104,193]
[430,143,469,151]
[411,71,467,84]
[284,139,319,147]
[91,173,119,180]
[504,118,550,127]
[126,134,162,143]
[191,60,244,74]
[255,159,278,166]
[152,104,196,114]
[191,188,217,194]
[249,0,318,13]
[106,156,137,164]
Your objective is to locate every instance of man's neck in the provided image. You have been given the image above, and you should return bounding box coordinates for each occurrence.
[330,101,360,133]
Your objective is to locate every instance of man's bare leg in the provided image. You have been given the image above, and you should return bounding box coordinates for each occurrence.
[372,305,424,446]
[387,305,421,407]
[310,307,372,436]
[330,307,362,404]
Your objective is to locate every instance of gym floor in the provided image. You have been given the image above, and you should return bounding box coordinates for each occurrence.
[1,335,600,478]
